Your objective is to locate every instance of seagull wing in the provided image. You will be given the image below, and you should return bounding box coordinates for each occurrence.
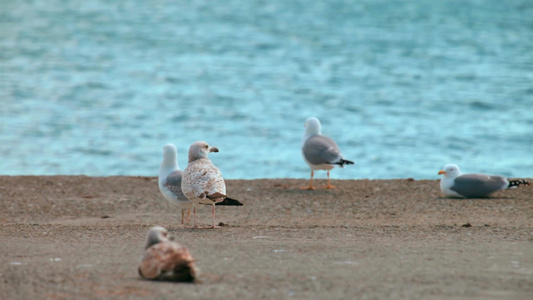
[303,135,342,165]
[451,174,508,198]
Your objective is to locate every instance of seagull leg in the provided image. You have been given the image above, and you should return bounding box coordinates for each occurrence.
[192,205,198,229]
[324,170,336,189]
[181,208,185,225]
[210,204,216,229]
[300,170,316,190]
[186,209,191,223]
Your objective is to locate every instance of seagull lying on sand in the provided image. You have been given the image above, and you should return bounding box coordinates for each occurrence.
[182,141,243,228]
[301,117,354,189]
[138,226,198,282]
[159,144,192,224]
[438,164,529,198]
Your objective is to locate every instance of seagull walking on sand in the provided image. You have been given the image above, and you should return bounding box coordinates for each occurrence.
[138,226,198,282]
[438,163,529,198]
[301,117,354,189]
[158,144,192,224]
[182,141,242,229]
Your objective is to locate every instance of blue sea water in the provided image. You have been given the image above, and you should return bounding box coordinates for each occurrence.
[1,0,532,180]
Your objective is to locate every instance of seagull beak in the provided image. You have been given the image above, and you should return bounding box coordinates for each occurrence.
[210,147,219,153]
[438,170,446,175]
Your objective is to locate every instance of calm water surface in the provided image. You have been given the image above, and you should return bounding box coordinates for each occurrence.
[1,0,532,179]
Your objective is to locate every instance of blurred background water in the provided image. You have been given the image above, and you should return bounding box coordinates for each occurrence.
[1,0,532,180]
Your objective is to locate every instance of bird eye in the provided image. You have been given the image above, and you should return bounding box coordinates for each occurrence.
[205,145,208,149]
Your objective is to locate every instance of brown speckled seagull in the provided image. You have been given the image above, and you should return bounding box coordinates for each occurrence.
[138,226,198,282]
[182,141,242,229]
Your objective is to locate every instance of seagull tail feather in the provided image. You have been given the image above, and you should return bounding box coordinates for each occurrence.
[171,261,198,283]
[508,179,529,189]
[215,197,243,206]
[332,159,355,168]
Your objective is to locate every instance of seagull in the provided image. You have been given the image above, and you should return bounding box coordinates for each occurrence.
[182,141,242,228]
[301,117,354,189]
[158,144,192,224]
[438,164,529,198]
[138,226,198,282]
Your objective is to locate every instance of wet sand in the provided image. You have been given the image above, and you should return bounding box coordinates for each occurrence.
[0,176,532,299]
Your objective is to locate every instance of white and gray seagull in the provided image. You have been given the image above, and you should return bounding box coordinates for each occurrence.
[438,163,529,198]
[301,117,354,189]
[182,141,242,229]
[158,144,191,224]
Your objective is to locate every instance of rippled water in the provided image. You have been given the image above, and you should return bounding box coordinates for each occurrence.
[1,0,532,179]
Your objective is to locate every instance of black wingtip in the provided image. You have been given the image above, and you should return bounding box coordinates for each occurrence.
[333,159,354,167]
[508,179,529,188]
[172,263,198,283]
[215,197,243,206]
[341,159,355,165]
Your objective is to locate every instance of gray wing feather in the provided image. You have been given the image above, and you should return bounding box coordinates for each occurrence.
[451,174,508,198]
[164,170,185,198]
[303,135,341,165]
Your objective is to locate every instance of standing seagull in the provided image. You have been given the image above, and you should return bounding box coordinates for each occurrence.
[158,144,191,224]
[138,226,198,282]
[182,141,242,228]
[438,164,529,198]
[301,117,354,189]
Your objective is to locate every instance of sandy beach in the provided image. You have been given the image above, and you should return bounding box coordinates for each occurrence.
[0,176,532,299]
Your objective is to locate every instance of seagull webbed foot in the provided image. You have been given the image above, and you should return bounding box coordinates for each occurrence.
[299,185,316,190]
